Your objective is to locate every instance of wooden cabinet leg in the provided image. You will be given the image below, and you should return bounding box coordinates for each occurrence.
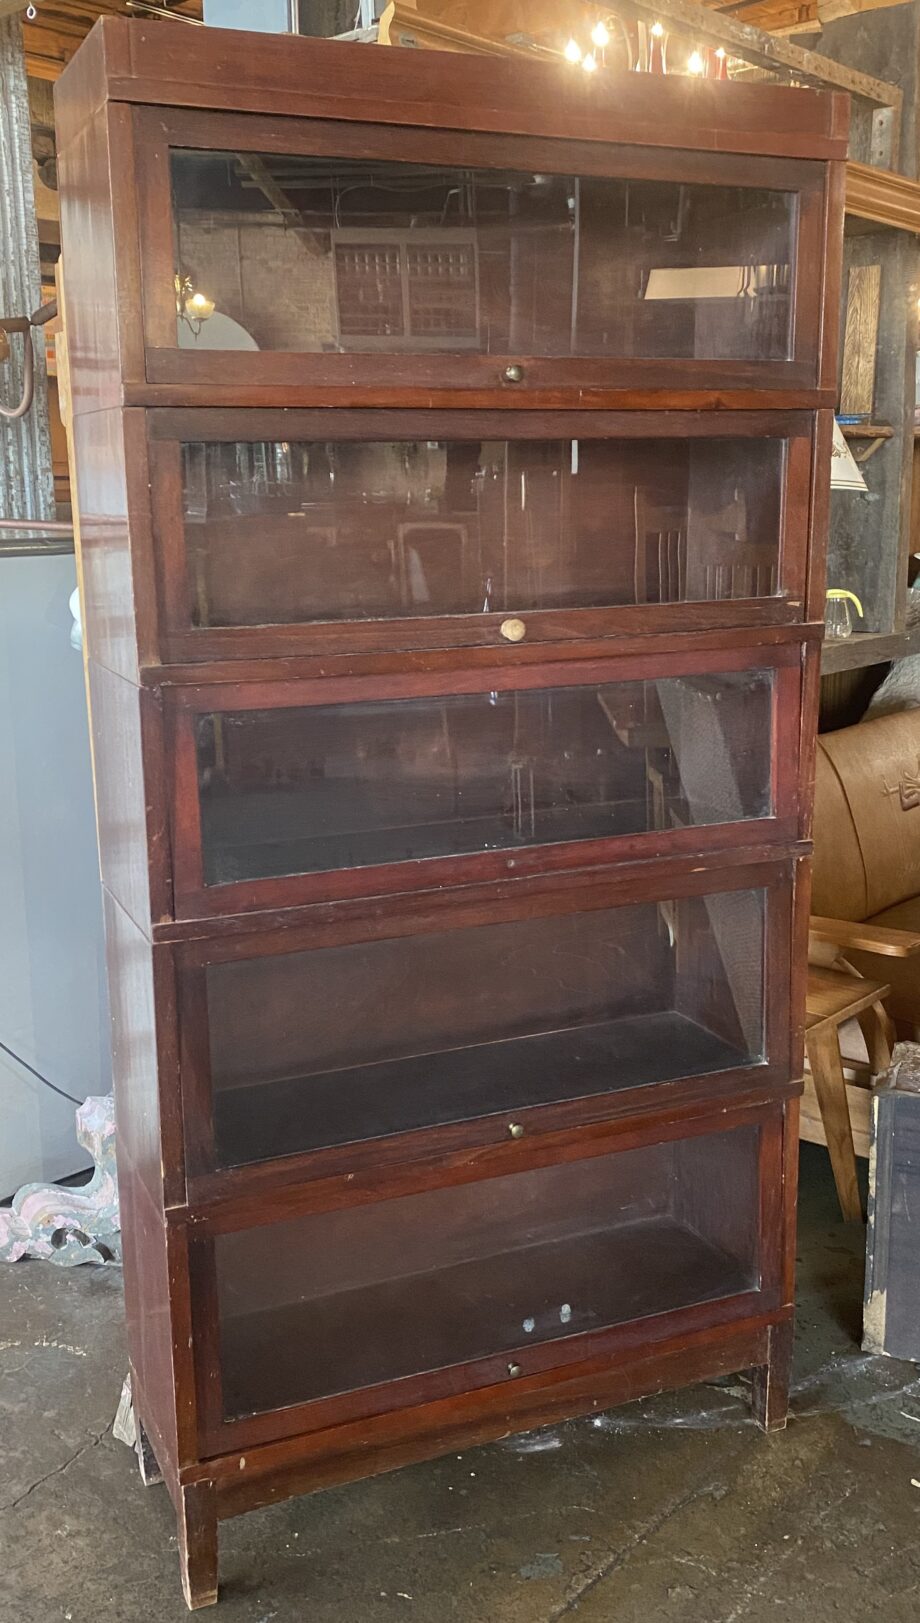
[751,1320,793,1433]
[135,1419,164,1487]
[805,1023,864,1221]
[177,1482,219,1611]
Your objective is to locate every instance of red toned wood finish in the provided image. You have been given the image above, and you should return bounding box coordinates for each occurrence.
[146,409,815,666]
[133,106,832,407]
[55,18,844,1611]
[163,640,804,919]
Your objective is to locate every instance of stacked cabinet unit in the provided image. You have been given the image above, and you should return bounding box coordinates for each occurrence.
[55,20,846,1609]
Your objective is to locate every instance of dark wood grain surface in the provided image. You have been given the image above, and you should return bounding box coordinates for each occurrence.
[54,24,844,1603]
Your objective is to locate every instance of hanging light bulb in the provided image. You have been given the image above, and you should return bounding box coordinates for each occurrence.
[185,291,216,322]
[582,51,598,72]
[591,20,610,47]
[687,49,705,75]
[564,37,583,62]
[651,21,664,37]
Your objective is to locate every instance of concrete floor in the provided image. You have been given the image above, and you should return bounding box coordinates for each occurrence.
[2,1144,920,1623]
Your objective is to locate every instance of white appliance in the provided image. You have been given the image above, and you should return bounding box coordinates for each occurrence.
[0,551,109,1196]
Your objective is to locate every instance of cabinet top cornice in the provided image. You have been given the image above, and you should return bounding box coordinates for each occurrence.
[54,14,848,163]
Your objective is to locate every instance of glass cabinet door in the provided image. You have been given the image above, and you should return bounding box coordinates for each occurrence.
[181,880,770,1175]
[138,112,829,395]
[168,654,799,914]
[207,1121,764,1428]
[150,412,811,659]
[170,150,796,363]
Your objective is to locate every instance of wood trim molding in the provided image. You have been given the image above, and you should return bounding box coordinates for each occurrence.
[378,3,545,57]
[846,159,920,233]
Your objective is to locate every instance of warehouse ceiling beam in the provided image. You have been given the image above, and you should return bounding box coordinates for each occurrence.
[616,0,901,103]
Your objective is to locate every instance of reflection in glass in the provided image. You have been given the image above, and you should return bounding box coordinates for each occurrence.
[180,436,785,628]
[214,1124,761,1415]
[204,889,766,1168]
[170,149,795,361]
[195,670,774,885]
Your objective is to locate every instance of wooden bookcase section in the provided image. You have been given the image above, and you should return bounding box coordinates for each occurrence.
[55,19,845,1609]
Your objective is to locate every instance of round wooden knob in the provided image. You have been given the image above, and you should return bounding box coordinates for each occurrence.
[500,617,526,643]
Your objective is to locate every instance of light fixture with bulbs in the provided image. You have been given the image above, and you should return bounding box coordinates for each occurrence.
[558,16,735,83]
[174,274,215,336]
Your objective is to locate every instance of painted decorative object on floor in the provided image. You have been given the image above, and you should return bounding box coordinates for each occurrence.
[0,1095,120,1265]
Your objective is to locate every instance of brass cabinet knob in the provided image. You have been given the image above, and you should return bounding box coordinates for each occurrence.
[507,1362,523,1377]
[503,363,524,383]
[508,1122,525,1139]
[500,617,526,643]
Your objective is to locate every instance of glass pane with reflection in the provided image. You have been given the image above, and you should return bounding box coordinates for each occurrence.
[170,148,796,361]
[194,669,774,886]
[179,434,785,628]
[202,887,767,1168]
[214,1122,761,1416]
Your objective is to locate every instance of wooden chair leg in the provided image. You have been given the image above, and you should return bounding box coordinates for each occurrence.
[805,1024,864,1222]
[857,1000,894,1075]
[177,1482,219,1611]
[751,1319,793,1433]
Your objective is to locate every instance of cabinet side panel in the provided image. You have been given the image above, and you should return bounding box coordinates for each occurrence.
[70,408,154,683]
[89,661,171,931]
[56,106,121,415]
[104,890,181,1476]
[53,17,132,154]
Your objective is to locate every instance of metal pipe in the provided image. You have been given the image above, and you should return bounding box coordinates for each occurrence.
[0,517,73,533]
[0,316,33,420]
[0,299,57,422]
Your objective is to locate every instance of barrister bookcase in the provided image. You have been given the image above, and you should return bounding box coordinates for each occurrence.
[55,19,846,1608]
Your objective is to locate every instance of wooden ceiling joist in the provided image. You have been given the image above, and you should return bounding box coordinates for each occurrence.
[21,0,201,80]
[383,0,901,107]
[618,0,902,107]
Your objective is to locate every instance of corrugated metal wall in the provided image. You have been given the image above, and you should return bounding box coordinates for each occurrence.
[0,12,54,526]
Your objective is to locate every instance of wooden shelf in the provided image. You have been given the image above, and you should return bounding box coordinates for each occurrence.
[214,1011,749,1168]
[821,624,920,673]
[839,422,894,464]
[221,1214,754,1419]
[840,423,894,439]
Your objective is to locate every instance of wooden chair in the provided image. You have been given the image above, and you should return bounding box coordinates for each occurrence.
[633,492,686,604]
[803,964,892,1222]
[811,711,920,1036]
